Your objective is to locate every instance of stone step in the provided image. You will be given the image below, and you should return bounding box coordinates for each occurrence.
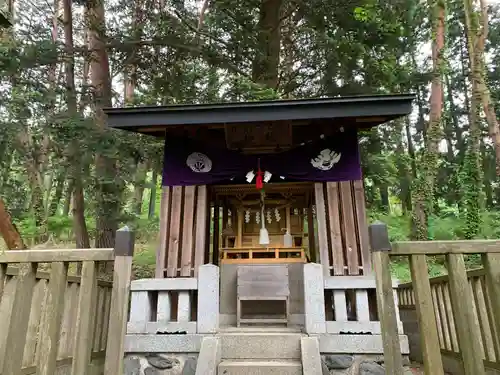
[220,332,303,359]
[218,359,302,375]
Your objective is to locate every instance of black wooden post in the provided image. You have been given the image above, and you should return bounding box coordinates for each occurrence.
[369,221,404,375]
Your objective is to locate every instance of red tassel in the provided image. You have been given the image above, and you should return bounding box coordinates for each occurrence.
[256,169,263,190]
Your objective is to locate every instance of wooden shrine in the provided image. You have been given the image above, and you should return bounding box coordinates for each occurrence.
[104,95,414,280]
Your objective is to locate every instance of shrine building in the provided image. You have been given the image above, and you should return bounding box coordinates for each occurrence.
[104,94,414,373]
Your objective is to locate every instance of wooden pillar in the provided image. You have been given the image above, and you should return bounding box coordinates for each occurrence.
[314,183,330,276]
[237,208,243,248]
[285,206,291,233]
[213,203,220,265]
[307,204,317,263]
[156,187,171,278]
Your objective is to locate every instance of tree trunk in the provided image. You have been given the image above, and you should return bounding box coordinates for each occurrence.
[48,173,65,216]
[461,0,485,238]
[63,0,90,248]
[133,160,149,215]
[148,169,158,219]
[0,197,26,250]
[252,0,282,89]
[411,0,445,240]
[62,179,73,217]
[87,0,120,248]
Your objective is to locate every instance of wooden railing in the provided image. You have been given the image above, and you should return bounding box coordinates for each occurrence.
[398,268,500,365]
[369,221,500,375]
[220,247,306,264]
[0,228,135,375]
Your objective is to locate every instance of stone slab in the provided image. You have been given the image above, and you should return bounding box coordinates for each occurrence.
[127,322,197,334]
[195,337,220,375]
[300,337,323,375]
[197,265,219,333]
[220,332,303,359]
[219,313,304,326]
[124,334,205,353]
[218,360,302,375]
[131,278,198,291]
[326,321,404,335]
[315,334,410,354]
[303,263,326,334]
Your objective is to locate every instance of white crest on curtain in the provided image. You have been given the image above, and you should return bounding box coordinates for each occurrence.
[311,149,341,171]
[186,152,212,173]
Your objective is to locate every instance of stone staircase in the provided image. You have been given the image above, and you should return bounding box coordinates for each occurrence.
[217,327,305,375]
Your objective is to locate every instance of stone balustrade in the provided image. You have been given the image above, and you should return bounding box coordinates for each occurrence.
[127,264,219,335]
[303,263,404,335]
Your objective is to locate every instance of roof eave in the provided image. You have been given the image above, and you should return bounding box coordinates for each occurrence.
[104,94,415,132]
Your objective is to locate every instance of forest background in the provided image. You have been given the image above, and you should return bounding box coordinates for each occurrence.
[1,0,499,281]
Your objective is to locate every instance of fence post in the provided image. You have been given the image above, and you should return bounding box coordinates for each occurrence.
[368,222,403,375]
[409,252,444,375]
[197,264,220,333]
[104,226,135,375]
[303,263,326,334]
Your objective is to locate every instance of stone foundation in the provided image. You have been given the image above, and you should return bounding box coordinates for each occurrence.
[320,354,414,375]
[124,354,198,375]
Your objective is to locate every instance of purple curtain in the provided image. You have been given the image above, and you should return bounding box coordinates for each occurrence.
[162,129,362,186]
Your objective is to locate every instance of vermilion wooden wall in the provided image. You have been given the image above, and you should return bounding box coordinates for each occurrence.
[155,185,209,278]
[314,180,371,276]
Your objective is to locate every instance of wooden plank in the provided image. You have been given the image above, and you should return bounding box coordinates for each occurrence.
[472,277,495,361]
[100,287,112,351]
[71,261,98,375]
[167,186,183,277]
[326,182,344,275]
[430,285,444,348]
[436,283,452,351]
[0,263,6,302]
[352,180,371,273]
[339,181,359,275]
[482,253,500,360]
[446,253,486,375]
[409,254,444,375]
[0,249,114,263]
[314,183,330,276]
[23,279,46,367]
[193,185,208,276]
[481,275,500,360]
[156,186,171,278]
[65,283,79,356]
[442,283,459,352]
[181,186,196,277]
[93,287,106,351]
[104,252,134,375]
[0,276,16,370]
[3,263,37,375]
[372,251,403,375]
[391,241,500,255]
[37,262,69,375]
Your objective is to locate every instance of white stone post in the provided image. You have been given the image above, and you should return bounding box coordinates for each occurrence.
[303,263,326,333]
[197,264,220,333]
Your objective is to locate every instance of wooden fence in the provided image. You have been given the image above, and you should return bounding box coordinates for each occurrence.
[369,222,500,375]
[0,228,134,375]
[398,267,500,371]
